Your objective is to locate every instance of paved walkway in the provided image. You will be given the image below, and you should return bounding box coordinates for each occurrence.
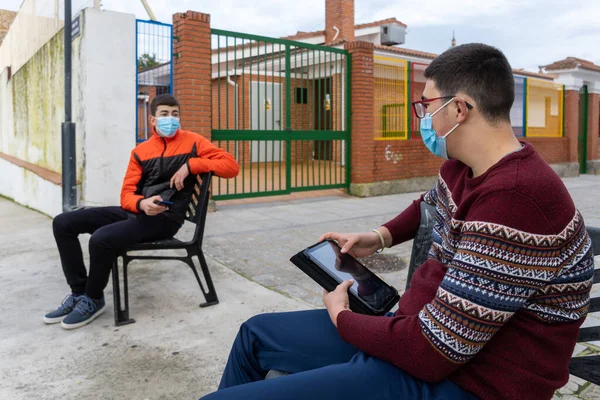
[0,199,308,399]
[1,174,599,399]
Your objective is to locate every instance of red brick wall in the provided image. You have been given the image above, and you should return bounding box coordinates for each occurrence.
[564,90,580,163]
[373,140,442,181]
[345,41,375,184]
[523,137,570,164]
[173,11,211,139]
[326,0,355,44]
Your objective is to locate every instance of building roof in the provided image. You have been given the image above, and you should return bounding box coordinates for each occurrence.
[541,57,600,73]
[0,9,17,45]
[282,18,406,40]
[0,9,16,29]
[375,47,556,80]
[374,44,437,60]
[512,68,556,80]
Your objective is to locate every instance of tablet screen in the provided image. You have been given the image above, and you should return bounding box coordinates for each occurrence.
[306,241,397,311]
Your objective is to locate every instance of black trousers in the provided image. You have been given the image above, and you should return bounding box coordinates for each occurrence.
[52,206,181,299]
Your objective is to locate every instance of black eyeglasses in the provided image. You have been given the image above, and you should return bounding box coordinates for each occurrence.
[411,96,474,119]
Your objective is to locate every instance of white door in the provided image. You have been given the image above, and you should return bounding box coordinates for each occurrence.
[251,81,282,163]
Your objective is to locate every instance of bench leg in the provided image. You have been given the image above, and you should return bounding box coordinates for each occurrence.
[112,256,136,326]
[187,246,219,308]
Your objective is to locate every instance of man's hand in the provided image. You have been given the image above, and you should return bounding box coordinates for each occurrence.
[139,195,168,216]
[319,231,387,258]
[170,164,190,191]
[322,279,353,328]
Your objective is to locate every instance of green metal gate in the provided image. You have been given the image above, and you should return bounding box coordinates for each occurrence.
[210,29,351,200]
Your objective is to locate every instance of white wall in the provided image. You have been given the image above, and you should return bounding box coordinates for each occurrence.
[0,68,14,152]
[78,9,136,206]
[0,8,136,215]
[0,158,63,217]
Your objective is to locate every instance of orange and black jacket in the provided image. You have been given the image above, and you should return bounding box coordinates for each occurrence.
[120,129,239,224]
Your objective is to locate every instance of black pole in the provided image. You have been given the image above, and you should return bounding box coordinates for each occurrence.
[62,0,77,212]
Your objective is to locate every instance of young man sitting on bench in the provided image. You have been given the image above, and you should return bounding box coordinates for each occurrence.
[201,44,594,400]
[44,94,239,330]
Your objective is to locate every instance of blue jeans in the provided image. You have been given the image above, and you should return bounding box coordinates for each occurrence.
[200,309,477,400]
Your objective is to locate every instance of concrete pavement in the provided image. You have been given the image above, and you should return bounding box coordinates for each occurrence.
[1,174,599,399]
[0,198,308,400]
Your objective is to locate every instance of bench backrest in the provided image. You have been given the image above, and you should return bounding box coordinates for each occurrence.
[185,172,213,246]
[406,202,437,290]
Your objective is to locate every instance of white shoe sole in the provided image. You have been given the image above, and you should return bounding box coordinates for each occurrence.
[60,304,107,330]
[43,315,67,324]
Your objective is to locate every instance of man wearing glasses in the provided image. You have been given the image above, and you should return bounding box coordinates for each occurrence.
[201,44,594,400]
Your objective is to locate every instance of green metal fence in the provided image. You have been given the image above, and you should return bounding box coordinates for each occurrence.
[210,29,351,200]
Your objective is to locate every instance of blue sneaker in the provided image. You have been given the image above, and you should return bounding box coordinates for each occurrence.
[61,295,106,330]
[43,293,83,324]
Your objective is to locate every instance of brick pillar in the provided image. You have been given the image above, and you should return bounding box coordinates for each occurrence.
[345,41,375,187]
[325,0,355,44]
[564,90,580,163]
[588,92,600,161]
[173,11,211,139]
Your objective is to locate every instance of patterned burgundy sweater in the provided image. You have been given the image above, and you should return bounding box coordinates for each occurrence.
[337,142,594,400]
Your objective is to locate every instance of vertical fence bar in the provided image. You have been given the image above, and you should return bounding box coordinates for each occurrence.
[217,35,221,130]
[328,50,333,185]
[311,49,316,187]
[266,43,270,191]
[271,42,275,191]
[340,54,344,183]
[226,37,229,130]
[345,53,351,186]
[279,43,283,191]
[257,41,262,192]
[285,45,292,193]
[242,40,245,130]
[295,49,300,189]
[317,50,322,186]
[227,139,230,195]
[249,41,253,193]
[170,24,174,94]
[241,40,246,194]
[335,54,339,185]
[217,35,221,196]
[233,37,237,195]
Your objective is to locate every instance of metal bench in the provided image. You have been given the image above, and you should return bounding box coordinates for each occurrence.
[111,172,218,326]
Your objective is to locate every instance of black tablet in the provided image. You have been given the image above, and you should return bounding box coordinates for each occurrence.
[290,240,399,315]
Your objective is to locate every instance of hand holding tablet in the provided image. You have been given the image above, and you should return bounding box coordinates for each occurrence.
[290,239,400,315]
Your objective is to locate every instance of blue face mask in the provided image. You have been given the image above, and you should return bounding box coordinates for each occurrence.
[156,116,180,138]
[419,99,460,160]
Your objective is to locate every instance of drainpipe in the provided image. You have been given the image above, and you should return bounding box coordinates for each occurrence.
[62,0,77,212]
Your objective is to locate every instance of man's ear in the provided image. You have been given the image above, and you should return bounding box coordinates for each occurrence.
[455,98,469,123]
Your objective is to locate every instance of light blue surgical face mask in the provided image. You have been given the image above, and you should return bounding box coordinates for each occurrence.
[420,98,460,160]
[156,116,180,138]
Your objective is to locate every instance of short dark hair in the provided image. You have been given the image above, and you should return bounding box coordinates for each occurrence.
[150,94,180,116]
[424,43,514,124]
